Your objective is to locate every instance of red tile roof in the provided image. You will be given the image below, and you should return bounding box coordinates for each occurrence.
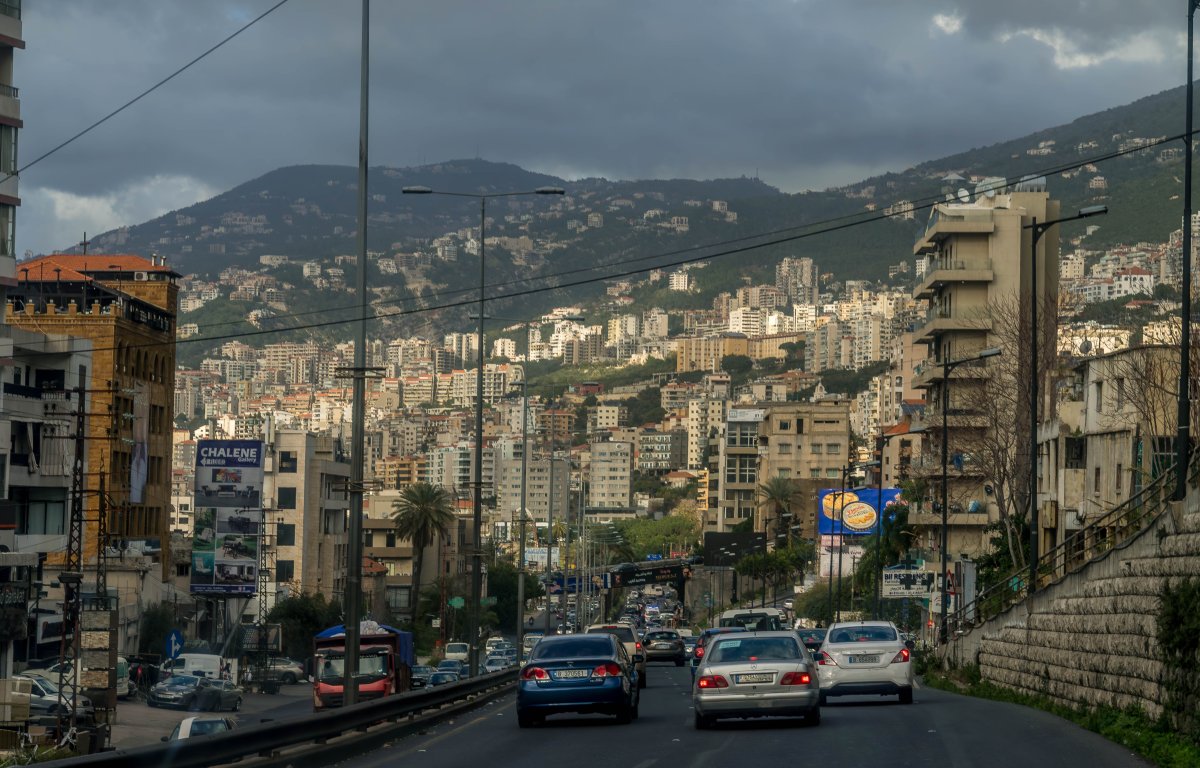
[17,253,175,282]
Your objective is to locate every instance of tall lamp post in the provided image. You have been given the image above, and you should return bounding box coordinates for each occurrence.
[404,185,564,675]
[1178,0,1200,502]
[938,347,1001,643]
[1022,205,1106,593]
[873,428,915,620]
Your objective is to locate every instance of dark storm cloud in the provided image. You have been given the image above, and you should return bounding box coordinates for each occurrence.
[16,1,1180,254]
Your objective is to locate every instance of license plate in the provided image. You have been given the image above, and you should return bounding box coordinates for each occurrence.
[554,669,590,679]
[736,673,773,684]
[849,655,879,665]
[653,643,671,649]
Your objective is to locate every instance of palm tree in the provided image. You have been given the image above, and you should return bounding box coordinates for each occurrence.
[391,482,455,623]
[759,476,798,543]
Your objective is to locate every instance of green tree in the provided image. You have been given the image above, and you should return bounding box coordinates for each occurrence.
[138,603,176,654]
[759,476,798,543]
[720,354,754,375]
[267,593,343,660]
[392,482,456,625]
[485,558,544,632]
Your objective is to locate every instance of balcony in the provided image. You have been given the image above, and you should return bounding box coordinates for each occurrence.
[914,209,995,255]
[912,354,997,389]
[913,309,990,344]
[913,259,994,300]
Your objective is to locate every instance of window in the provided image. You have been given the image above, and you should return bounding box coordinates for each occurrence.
[276,560,295,582]
[1116,464,1123,493]
[276,523,296,547]
[1064,437,1086,469]
[724,456,757,484]
[1094,466,1101,496]
[826,443,841,456]
[1094,381,1104,413]
[279,451,298,473]
[811,443,823,454]
[826,468,839,478]
[277,487,297,509]
[386,586,411,611]
[778,420,791,431]
[777,442,792,454]
[19,498,66,535]
[1115,378,1125,411]
[386,531,396,548]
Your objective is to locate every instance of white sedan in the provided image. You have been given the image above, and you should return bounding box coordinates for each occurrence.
[816,620,914,705]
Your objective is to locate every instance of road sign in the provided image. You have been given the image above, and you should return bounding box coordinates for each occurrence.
[448,596,466,609]
[481,597,497,607]
[645,554,663,561]
[882,571,935,598]
[165,628,184,661]
[431,618,441,628]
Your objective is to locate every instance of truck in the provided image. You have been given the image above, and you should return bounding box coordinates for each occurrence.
[312,620,414,710]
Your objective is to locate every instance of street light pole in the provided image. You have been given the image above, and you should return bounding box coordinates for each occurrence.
[1177,0,1200,502]
[403,185,563,675]
[515,366,529,651]
[1023,206,1106,594]
[939,347,1001,643]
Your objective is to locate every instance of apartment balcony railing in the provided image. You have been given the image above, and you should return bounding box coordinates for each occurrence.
[914,258,994,299]
[0,84,18,99]
[0,2,19,21]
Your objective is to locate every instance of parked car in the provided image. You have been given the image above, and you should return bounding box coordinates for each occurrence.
[483,654,513,674]
[641,629,687,666]
[14,675,94,723]
[147,675,208,710]
[585,624,646,688]
[265,658,304,685]
[816,620,915,705]
[162,716,238,741]
[516,633,639,727]
[692,630,820,729]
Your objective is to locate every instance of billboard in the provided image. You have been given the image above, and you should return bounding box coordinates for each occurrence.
[130,383,149,503]
[191,440,264,595]
[817,488,902,536]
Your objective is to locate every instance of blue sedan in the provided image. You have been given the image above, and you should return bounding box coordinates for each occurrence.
[516,634,639,727]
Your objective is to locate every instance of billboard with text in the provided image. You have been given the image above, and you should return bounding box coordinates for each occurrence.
[190,440,264,595]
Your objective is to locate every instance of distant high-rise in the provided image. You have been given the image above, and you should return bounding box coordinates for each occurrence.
[776,257,819,305]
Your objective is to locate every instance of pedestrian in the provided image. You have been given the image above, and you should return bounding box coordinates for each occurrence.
[134,663,144,691]
[221,661,231,681]
[242,666,252,691]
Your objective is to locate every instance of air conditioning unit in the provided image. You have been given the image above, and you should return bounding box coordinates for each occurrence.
[133,271,148,281]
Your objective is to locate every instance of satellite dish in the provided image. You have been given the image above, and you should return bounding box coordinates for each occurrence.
[1079,339,1093,355]
[957,188,971,204]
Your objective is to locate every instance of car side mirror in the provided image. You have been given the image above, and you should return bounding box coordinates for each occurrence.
[905,640,916,651]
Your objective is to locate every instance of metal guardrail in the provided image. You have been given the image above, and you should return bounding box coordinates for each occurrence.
[949,452,1198,633]
[37,670,517,768]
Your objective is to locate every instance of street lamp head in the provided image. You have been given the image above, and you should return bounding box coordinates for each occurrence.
[402,186,433,194]
[535,187,566,195]
[977,347,1002,360]
[1078,205,1108,218]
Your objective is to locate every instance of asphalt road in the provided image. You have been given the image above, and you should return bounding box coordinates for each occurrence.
[331,664,1150,768]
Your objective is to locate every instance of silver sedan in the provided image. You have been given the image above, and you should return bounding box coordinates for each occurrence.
[692,630,820,729]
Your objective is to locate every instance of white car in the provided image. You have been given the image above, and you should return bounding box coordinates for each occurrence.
[816,620,914,705]
[443,642,471,662]
[162,716,238,741]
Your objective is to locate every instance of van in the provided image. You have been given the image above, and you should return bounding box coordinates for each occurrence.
[161,653,225,680]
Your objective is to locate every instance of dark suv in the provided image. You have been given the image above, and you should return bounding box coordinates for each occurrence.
[641,629,686,666]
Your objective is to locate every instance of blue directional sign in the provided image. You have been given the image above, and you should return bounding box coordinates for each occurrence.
[645,554,663,561]
[165,628,184,661]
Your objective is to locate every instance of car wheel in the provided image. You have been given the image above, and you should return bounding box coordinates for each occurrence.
[147,700,157,708]
[694,712,712,730]
[517,710,537,728]
[674,658,684,667]
[615,703,633,724]
[283,673,297,685]
[806,707,821,726]
[638,670,647,689]
[899,687,913,705]
[818,691,828,706]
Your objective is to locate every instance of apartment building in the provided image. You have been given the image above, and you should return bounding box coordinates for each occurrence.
[910,180,1060,566]
[636,428,686,474]
[496,457,570,530]
[8,254,179,578]
[587,441,634,511]
[686,397,727,470]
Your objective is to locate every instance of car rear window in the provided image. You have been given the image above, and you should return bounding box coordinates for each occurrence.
[828,626,898,643]
[708,637,801,662]
[587,626,636,643]
[644,631,678,641]
[532,636,613,659]
[446,643,468,654]
[190,720,229,736]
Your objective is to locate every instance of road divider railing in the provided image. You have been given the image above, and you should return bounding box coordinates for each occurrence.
[36,669,519,768]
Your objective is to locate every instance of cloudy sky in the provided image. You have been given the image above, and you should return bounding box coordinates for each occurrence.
[16,1,1185,256]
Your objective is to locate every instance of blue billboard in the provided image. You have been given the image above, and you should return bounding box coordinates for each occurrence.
[818,488,902,536]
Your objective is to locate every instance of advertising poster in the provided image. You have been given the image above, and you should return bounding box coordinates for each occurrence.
[191,440,264,595]
[817,487,902,537]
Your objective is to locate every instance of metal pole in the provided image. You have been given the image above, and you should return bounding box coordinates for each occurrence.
[835,466,847,622]
[342,0,369,705]
[875,432,884,620]
[1177,1,1199,501]
[940,357,950,644]
[515,365,528,651]
[545,450,555,635]
[469,196,486,676]
[1028,217,1040,595]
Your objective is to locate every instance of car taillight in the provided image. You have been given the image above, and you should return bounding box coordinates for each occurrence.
[695,646,704,658]
[779,672,811,686]
[817,651,838,667]
[696,675,728,689]
[891,648,910,664]
[521,667,548,680]
[592,662,623,678]
[636,642,642,650]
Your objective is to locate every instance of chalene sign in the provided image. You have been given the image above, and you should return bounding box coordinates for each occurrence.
[881,570,934,598]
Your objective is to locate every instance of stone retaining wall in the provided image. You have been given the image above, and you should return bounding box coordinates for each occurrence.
[945,492,1200,718]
